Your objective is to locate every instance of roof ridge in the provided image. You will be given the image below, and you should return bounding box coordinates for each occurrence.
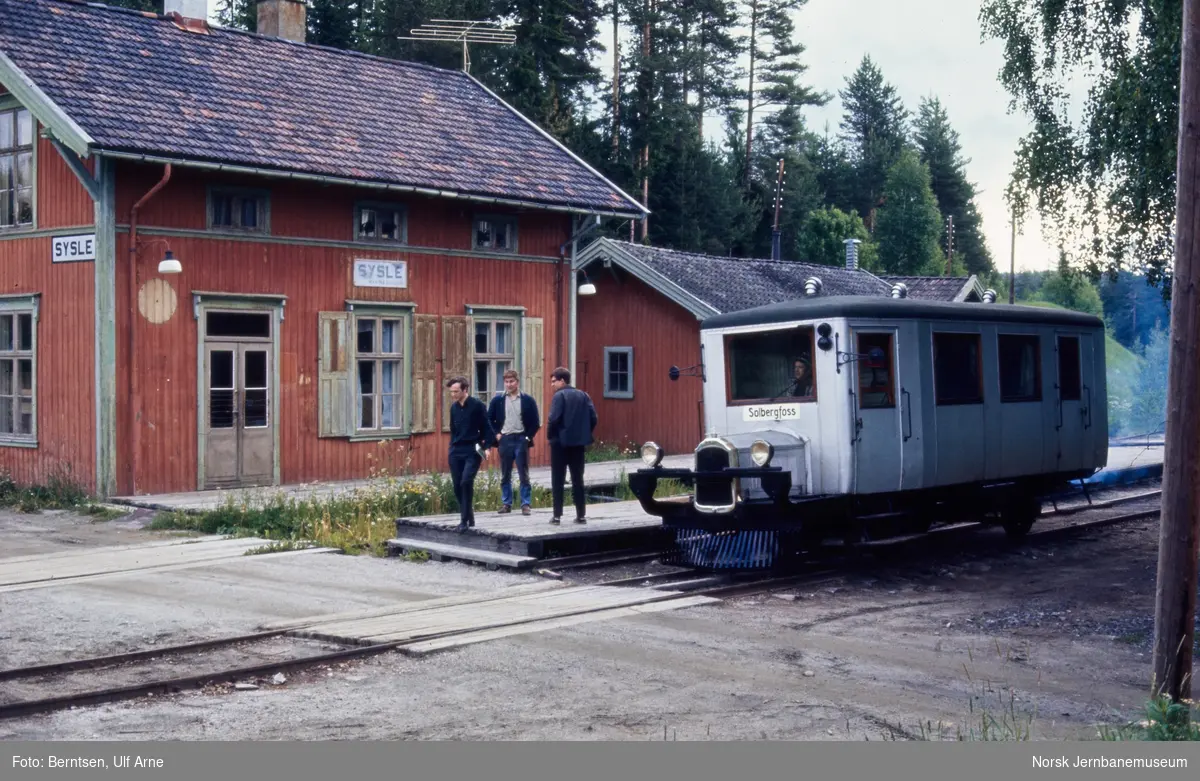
[43,0,477,81]
[620,240,861,272]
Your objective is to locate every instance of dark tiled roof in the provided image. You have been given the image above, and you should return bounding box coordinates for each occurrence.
[612,241,891,313]
[0,0,643,215]
[879,275,977,301]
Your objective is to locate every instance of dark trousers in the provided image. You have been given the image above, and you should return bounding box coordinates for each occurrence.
[550,443,587,519]
[448,447,482,526]
[498,433,531,507]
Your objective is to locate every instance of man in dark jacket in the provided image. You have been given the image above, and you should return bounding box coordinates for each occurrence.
[488,369,541,516]
[545,366,597,525]
[446,376,495,530]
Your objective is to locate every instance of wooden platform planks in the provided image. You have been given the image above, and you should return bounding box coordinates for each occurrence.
[400,595,720,656]
[286,584,715,646]
[0,537,338,592]
[393,499,672,560]
[386,537,538,570]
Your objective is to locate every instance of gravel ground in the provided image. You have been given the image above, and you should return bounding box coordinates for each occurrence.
[0,483,1180,741]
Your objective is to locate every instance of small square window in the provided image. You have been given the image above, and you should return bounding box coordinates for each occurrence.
[356,202,406,243]
[208,187,269,233]
[473,215,518,252]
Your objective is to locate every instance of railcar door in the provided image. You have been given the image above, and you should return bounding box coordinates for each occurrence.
[1054,332,1091,474]
[851,329,903,493]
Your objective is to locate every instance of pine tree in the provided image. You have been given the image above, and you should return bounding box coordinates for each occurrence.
[308,0,361,49]
[839,55,908,231]
[873,149,944,275]
[913,97,995,276]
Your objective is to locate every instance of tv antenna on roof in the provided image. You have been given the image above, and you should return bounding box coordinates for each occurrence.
[397,19,516,73]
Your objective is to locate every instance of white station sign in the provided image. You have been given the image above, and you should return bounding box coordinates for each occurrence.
[353,259,408,288]
[741,403,802,423]
[52,233,96,263]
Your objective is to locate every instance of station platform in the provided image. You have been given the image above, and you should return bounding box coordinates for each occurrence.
[387,500,680,571]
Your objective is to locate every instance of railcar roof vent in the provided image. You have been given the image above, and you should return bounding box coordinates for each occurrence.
[890,282,908,299]
[982,289,997,303]
[804,277,823,296]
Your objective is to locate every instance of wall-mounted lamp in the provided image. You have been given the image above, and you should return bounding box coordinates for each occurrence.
[578,270,596,296]
[158,249,182,274]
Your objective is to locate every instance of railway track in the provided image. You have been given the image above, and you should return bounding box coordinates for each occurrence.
[0,487,1162,722]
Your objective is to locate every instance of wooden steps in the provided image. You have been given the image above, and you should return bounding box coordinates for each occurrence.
[386,537,538,570]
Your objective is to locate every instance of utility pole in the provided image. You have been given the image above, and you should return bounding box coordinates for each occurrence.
[1009,208,1016,304]
[1153,0,1200,709]
[944,214,954,275]
[771,158,785,261]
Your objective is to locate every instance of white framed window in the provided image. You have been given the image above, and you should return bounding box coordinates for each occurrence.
[0,103,34,231]
[355,201,407,244]
[604,346,633,399]
[473,316,518,402]
[355,315,407,431]
[0,294,38,445]
[473,214,518,252]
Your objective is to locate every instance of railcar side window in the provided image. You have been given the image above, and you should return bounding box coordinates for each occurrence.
[856,333,894,409]
[998,334,1041,402]
[1057,336,1081,401]
[725,327,816,403]
[933,332,983,405]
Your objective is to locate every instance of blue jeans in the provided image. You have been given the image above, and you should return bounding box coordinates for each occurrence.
[499,433,531,508]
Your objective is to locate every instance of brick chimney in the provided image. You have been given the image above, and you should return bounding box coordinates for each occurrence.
[257,0,307,43]
[163,0,207,20]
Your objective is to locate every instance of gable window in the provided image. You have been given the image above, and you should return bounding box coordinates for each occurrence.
[473,317,517,402]
[1057,335,1081,401]
[473,215,517,252]
[604,346,633,399]
[933,332,983,405]
[356,316,406,431]
[208,187,269,233]
[725,326,816,403]
[0,296,37,444]
[999,334,1041,402]
[0,106,34,230]
[356,202,407,243]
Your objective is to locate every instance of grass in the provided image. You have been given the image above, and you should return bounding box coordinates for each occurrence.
[0,464,130,522]
[147,463,692,556]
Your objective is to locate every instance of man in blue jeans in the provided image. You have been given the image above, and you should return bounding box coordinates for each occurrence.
[487,369,541,516]
[446,375,495,530]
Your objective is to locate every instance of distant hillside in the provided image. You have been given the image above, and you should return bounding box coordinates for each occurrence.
[1021,300,1141,435]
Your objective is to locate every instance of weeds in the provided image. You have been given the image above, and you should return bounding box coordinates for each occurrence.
[0,465,92,513]
[1097,695,1200,741]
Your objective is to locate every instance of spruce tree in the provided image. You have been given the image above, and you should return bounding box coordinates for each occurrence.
[839,55,908,231]
[873,149,945,275]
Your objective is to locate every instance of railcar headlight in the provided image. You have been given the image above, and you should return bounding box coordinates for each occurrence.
[750,440,774,467]
[640,441,665,467]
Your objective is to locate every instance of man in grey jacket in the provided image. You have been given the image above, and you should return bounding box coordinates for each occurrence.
[545,366,598,525]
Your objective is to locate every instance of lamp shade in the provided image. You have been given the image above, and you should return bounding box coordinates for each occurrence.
[578,281,596,295]
[158,250,182,274]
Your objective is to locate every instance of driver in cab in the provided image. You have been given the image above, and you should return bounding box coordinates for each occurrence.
[790,356,812,397]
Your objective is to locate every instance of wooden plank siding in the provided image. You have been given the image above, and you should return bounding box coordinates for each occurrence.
[36,132,94,229]
[0,234,96,489]
[111,162,571,495]
[576,269,704,457]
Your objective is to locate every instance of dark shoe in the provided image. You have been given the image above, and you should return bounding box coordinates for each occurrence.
[498,505,512,514]
[468,518,475,528]
[550,517,561,525]
[522,505,531,516]
[574,516,587,524]
[457,521,469,532]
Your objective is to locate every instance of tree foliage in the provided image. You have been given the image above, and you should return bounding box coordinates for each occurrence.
[979,0,1181,295]
[874,149,946,275]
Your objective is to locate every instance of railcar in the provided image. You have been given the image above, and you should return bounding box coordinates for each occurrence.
[628,294,1108,569]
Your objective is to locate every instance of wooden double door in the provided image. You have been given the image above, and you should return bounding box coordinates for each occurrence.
[202,310,274,489]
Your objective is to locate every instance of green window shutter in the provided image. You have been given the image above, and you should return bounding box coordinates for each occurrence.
[318,311,353,437]
[522,316,544,429]
[440,315,473,432]
[411,313,439,434]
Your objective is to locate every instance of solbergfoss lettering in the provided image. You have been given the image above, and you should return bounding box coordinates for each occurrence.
[1033,755,1188,768]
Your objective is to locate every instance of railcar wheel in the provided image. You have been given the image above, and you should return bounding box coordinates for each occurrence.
[1000,495,1040,541]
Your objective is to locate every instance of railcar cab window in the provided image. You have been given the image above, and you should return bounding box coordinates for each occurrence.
[856,332,895,409]
[998,334,1041,402]
[933,331,983,405]
[725,326,816,403]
